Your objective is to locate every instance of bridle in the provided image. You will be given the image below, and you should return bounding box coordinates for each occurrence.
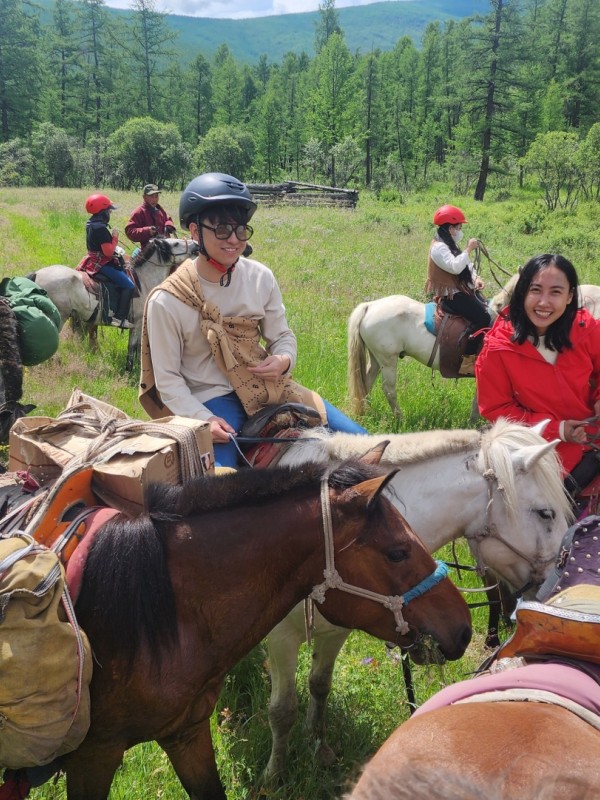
[462,444,558,598]
[306,477,448,640]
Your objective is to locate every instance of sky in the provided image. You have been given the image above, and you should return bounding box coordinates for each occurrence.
[102,0,388,20]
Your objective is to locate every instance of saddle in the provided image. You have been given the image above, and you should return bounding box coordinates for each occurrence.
[239,403,323,468]
[425,301,481,378]
[495,516,600,665]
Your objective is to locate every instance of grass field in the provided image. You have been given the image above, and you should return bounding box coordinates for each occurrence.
[2,185,599,798]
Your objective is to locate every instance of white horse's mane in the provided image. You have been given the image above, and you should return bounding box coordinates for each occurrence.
[293,418,572,523]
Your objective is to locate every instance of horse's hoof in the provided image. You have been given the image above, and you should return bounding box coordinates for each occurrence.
[316,740,338,767]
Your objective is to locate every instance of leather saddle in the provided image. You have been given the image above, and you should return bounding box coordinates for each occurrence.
[425,301,474,378]
[239,403,323,468]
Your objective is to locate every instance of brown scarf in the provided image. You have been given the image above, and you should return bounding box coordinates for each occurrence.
[139,258,326,422]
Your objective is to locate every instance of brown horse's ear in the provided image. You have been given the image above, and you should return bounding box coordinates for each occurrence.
[358,440,390,466]
[350,470,399,504]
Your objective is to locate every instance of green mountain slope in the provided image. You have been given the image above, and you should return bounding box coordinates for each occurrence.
[38,0,490,63]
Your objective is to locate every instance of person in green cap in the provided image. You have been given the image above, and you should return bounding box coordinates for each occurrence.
[125,184,176,251]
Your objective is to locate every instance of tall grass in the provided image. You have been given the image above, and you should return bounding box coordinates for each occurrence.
[2,186,599,799]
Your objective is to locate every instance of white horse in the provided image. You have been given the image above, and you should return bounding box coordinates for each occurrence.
[490,273,600,318]
[27,238,198,371]
[262,419,572,781]
[347,294,485,420]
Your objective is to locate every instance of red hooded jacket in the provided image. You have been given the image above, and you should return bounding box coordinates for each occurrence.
[476,307,600,475]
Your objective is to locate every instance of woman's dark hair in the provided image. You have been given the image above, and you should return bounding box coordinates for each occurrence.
[436,224,461,257]
[509,253,579,351]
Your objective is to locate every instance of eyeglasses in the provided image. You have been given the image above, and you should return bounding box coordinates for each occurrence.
[200,223,254,241]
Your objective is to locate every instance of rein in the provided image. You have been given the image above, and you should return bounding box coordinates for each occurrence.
[307,477,448,638]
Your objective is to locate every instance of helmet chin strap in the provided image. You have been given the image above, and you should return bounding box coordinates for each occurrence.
[197,228,237,287]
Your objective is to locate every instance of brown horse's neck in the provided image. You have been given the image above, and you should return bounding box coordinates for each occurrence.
[173,494,328,673]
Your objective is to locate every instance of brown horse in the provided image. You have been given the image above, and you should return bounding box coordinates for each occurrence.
[346,682,600,800]
[61,459,471,800]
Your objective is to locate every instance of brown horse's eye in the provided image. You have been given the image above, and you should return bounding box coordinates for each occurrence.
[386,548,409,563]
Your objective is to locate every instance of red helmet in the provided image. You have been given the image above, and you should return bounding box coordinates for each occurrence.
[85,193,117,215]
[433,204,467,226]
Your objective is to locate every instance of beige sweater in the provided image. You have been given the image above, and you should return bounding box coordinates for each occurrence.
[139,257,325,422]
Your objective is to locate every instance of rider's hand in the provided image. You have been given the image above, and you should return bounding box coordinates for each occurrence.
[166,226,177,236]
[466,238,479,255]
[149,226,158,236]
[111,227,119,238]
[248,355,291,380]
[207,415,236,443]
[475,276,485,290]
[564,420,589,444]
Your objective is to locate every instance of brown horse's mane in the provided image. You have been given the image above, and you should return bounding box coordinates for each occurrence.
[76,459,386,673]
[146,460,386,519]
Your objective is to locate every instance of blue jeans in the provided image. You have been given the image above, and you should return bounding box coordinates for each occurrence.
[204,392,367,467]
[98,264,135,290]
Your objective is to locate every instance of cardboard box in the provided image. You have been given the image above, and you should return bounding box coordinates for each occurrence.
[9,413,214,517]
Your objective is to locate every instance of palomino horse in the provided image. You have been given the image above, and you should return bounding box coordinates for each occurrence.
[261,420,572,780]
[347,294,485,419]
[60,460,471,800]
[27,237,198,371]
[345,674,600,800]
[490,272,600,318]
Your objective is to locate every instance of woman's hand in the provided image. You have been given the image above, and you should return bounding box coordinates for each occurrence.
[564,419,590,444]
[474,276,485,290]
[248,354,291,380]
[207,415,236,443]
[466,238,479,255]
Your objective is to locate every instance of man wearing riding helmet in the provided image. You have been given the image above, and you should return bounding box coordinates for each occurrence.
[425,204,491,375]
[139,171,366,467]
[78,193,134,328]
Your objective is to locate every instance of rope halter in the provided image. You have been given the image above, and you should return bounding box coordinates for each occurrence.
[308,477,449,636]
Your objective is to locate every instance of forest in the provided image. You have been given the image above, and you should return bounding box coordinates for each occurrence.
[1,0,599,201]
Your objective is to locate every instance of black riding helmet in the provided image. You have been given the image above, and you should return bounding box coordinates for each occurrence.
[179,172,257,230]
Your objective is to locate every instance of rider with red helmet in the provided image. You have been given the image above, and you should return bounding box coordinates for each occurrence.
[425,204,491,375]
[78,193,134,329]
[139,172,366,468]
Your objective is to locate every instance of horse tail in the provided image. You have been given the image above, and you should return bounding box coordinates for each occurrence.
[348,302,371,415]
[75,513,177,673]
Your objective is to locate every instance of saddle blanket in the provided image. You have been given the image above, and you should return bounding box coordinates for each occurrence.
[414,662,600,729]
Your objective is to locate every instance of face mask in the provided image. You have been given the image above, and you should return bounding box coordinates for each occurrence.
[452,229,464,243]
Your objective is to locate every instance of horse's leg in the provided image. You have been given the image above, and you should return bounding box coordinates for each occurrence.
[263,614,306,782]
[64,741,125,800]
[160,719,226,800]
[87,322,99,353]
[379,357,402,417]
[125,325,140,373]
[305,623,351,766]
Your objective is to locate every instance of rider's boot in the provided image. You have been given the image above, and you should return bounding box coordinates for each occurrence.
[458,354,477,376]
[112,288,134,329]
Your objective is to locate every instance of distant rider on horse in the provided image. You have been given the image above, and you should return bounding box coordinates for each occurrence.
[425,204,491,375]
[77,194,134,329]
[125,184,176,252]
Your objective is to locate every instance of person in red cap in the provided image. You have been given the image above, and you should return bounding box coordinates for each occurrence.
[125,184,176,251]
[425,204,491,375]
[78,193,134,328]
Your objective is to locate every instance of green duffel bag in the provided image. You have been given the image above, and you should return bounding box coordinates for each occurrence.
[0,278,61,366]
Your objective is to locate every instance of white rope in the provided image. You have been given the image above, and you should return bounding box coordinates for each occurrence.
[309,478,410,635]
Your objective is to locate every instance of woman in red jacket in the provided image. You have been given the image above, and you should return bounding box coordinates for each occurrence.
[476,253,600,501]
